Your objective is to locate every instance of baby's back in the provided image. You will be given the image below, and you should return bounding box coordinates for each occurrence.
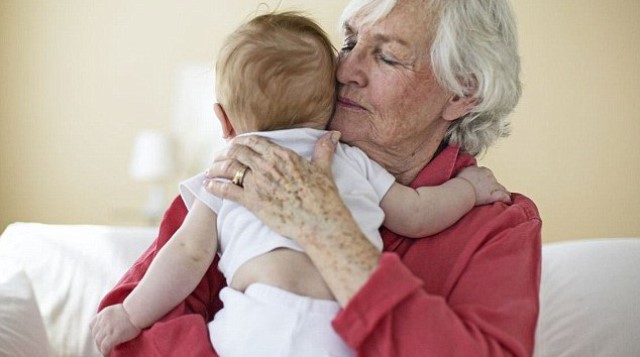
[180,128,394,301]
[231,248,334,299]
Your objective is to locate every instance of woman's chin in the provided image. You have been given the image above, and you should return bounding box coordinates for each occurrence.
[329,111,365,140]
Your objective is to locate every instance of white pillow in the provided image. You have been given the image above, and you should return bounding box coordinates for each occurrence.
[0,265,52,357]
[535,238,640,357]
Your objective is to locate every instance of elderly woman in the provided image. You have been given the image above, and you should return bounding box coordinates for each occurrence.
[100,0,541,356]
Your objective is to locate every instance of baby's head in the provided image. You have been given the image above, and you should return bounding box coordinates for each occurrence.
[215,12,337,136]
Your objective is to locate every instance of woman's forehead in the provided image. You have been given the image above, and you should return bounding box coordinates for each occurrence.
[345,1,434,48]
[346,0,433,33]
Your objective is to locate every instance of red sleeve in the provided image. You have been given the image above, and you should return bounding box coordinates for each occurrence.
[98,196,226,357]
[333,219,542,357]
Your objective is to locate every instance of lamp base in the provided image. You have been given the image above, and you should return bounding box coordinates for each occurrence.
[143,184,166,225]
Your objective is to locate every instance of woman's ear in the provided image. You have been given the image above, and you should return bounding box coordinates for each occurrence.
[442,94,477,122]
[214,103,236,139]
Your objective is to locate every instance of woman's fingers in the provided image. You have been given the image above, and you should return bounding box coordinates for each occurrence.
[202,133,343,232]
[224,141,261,170]
[207,136,278,177]
[204,174,248,203]
[205,157,248,181]
[207,134,301,184]
[231,135,279,155]
[201,132,351,246]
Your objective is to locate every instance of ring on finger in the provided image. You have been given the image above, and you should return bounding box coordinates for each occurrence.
[231,165,249,187]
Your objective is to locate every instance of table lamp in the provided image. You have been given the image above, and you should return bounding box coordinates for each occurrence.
[129,130,176,224]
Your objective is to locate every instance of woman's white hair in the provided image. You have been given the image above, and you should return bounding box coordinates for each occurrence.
[340,0,521,156]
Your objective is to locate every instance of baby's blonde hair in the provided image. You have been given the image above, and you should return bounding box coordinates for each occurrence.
[216,12,337,133]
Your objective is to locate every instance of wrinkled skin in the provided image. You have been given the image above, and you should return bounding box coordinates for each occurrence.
[206,133,348,240]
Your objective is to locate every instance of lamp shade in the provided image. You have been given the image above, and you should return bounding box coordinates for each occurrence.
[129,131,176,182]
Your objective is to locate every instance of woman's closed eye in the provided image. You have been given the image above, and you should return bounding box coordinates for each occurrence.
[379,54,398,65]
[340,37,356,53]
[374,49,400,66]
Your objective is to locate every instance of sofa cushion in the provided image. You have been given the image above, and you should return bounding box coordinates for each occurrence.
[535,238,640,356]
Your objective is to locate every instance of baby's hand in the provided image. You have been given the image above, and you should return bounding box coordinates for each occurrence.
[456,166,511,205]
[89,304,141,356]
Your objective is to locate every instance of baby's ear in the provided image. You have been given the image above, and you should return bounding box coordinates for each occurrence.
[214,103,236,138]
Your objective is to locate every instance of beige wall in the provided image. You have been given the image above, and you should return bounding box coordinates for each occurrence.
[1,0,638,242]
[479,0,640,241]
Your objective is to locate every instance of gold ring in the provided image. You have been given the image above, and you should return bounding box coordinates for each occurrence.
[231,166,249,187]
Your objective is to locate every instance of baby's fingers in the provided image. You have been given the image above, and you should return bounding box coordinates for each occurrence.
[90,318,110,356]
[491,184,512,204]
[99,338,114,356]
[92,329,108,356]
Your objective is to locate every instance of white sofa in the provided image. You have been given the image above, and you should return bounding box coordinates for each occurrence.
[534,238,640,356]
[1,223,639,356]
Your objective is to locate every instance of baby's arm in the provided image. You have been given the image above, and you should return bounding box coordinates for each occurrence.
[123,199,218,327]
[381,166,510,238]
[90,199,217,355]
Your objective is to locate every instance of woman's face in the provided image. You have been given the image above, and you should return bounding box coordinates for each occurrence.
[329,0,456,181]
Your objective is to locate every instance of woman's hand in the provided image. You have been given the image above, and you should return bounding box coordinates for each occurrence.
[203,131,381,305]
[203,131,347,241]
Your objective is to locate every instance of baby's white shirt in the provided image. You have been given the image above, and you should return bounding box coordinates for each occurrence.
[179,128,395,284]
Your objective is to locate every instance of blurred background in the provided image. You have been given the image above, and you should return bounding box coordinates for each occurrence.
[1,0,638,243]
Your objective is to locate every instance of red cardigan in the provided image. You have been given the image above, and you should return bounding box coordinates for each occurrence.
[99,146,542,356]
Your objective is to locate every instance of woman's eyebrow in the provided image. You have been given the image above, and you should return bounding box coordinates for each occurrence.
[343,23,410,49]
[372,33,409,48]
[343,23,356,36]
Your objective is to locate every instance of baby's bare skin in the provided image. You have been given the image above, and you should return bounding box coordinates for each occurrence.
[231,249,334,300]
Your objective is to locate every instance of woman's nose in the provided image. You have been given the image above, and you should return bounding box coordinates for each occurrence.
[336,50,368,88]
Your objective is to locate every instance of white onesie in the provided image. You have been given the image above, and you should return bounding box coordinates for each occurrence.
[179,127,395,285]
[179,128,395,357]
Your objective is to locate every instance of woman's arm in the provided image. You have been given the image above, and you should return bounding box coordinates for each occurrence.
[123,199,218,328]
[204,132,378,306]
[334,213,542,356]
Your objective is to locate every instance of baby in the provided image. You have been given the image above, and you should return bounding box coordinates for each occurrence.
[91,12,509,357]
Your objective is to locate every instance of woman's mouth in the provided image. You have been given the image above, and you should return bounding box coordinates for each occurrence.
[337,96,366,111]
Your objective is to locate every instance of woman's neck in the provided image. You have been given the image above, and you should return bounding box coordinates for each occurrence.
[387,126,449,185]
[391,143,441,185]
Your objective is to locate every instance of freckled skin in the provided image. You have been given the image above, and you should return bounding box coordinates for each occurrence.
[213,137,380,305]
